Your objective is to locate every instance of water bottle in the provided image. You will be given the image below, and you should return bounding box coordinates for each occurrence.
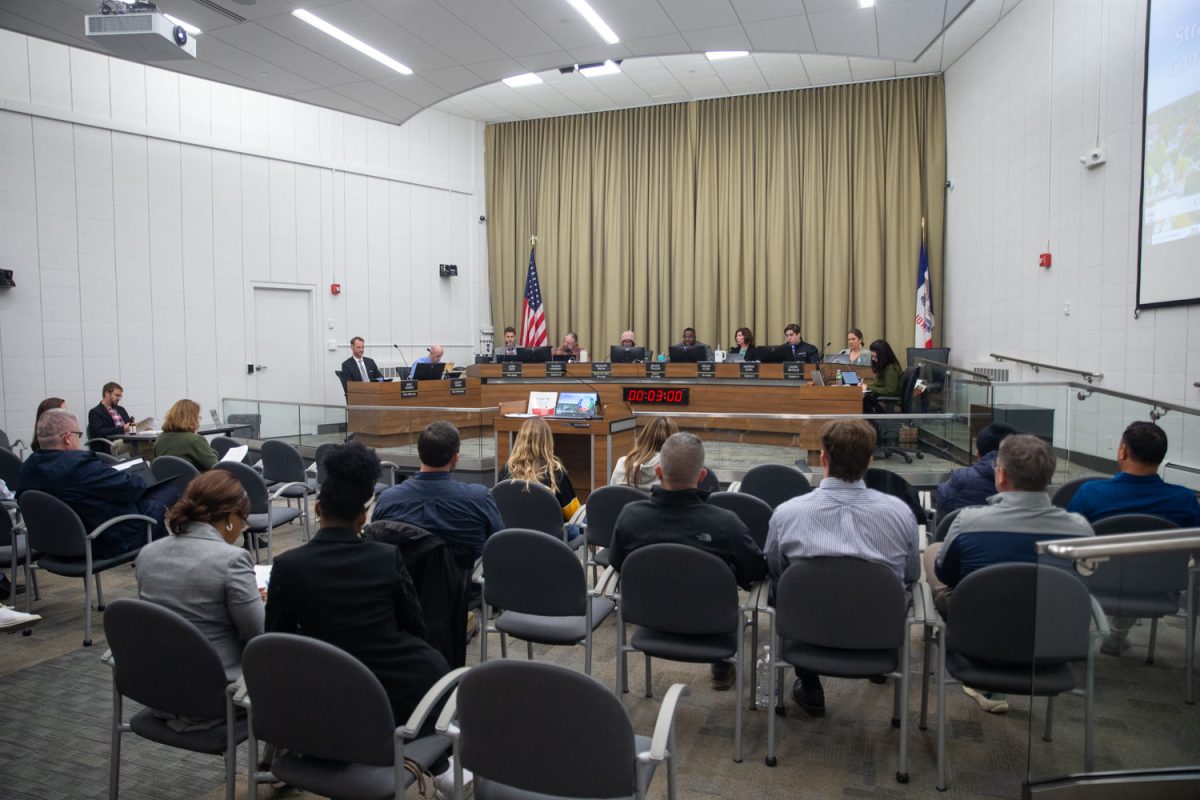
[836,369,843,385]
[755,643,772,707]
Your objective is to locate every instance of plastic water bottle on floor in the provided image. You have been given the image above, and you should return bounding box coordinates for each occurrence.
[755,644,772,707]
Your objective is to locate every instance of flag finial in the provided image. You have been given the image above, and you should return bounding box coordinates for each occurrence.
[530,235,538,247]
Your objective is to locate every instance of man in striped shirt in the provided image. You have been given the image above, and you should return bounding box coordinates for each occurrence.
[765,419,920,716]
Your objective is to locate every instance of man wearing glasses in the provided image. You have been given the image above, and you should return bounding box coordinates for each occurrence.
[16,409,176,558]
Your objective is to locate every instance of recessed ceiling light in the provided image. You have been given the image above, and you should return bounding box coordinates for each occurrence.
[706,51,748,61]
[564,0,620,45]
[163,14,201,35]
[859,0,876,7]
[579,60,621,77]
[503,73,544,88]
[292,9,412,75]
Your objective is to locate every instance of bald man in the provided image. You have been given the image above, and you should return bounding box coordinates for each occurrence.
[409,344,445,379]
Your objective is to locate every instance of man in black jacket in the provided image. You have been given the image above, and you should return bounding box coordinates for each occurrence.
[341,336,382,383]
[783,323,820,364]
[610,432,766,689]
[86,381,133,442]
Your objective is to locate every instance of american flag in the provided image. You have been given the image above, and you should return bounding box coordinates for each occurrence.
[520,247,548,347]
[914,238,934,348]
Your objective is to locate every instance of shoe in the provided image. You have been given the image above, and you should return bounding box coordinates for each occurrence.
[434,757,472,800]
[963,685,1008,714]
[792,679,825,717]
[1100,635,1131,656]
[710,663,736,691]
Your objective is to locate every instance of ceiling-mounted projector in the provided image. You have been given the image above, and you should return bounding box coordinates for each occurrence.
[85,1,196,61]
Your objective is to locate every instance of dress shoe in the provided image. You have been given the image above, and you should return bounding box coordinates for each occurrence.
[792,678,825,717]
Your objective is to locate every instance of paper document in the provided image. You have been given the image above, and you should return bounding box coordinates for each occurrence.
[133,418,157,432]
[505,413,536,418]
[220,446,249,463]
[254,565,272,591]
[527,391,558,416]
[112,458,144,472]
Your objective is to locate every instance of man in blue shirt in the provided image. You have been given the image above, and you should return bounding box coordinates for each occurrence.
[408,344,445,379]
[934,422,1016,521]
[1068,421,1200,655]
[373,421,503,562]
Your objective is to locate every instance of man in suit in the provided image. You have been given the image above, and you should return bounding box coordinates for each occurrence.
[340,336,382,382]
[783,323,820,364]
[86,381,133,441]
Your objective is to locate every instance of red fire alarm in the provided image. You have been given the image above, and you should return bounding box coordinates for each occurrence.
[1038,253,1052,268]
[330,283,342,295]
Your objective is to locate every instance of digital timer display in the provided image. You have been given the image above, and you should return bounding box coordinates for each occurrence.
[622,387,690,405]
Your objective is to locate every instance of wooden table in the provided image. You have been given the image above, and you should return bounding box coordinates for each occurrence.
[112,424,244,460]
[346,379,495,448]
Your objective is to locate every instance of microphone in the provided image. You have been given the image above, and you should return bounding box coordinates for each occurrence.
[393,344,410,380]
[822,341,833,361]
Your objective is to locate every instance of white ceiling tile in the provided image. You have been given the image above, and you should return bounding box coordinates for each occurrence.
[197,35,321,95]
[801,53,851,82]
[896,34,942,74]
[801,0,859,12]
[422,66,488,94]
[807,8,879,57]
[333,80,421,120]
[847,57,897,81]
[718,72,769,92]
[619,57,667,74]
[708,55,762,75]
[657,0,741,32]
[375,74,452,106]
[585,0,681,39]
[362,0,508,63]
[466,58,531,81]
[215,21,367,87]
[623,33,692,57]
[744,15,817,54]
[876,0,946,60]
[515,50,576,71]
[680,24,753,52]
[301,3,459,72]
[730,0,810,24]
[435,0,564,58]
[568,43,634,64]
[665,60,716,80]
[291,87,393,121]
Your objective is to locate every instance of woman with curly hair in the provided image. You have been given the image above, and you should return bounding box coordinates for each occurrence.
[155,398,219,471]
[497,416,581,520]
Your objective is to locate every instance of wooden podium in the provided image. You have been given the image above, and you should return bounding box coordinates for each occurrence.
[493,401,636,501]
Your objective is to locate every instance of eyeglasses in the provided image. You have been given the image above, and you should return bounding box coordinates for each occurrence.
[67,431,82,437]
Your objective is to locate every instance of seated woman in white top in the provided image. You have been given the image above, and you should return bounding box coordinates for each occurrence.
[609,417,679,489]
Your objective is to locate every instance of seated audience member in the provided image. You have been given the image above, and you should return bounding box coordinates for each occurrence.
[409,344,445,379]
[498,326,518,356]
[155,399,219,471]
[764,419,919,717]
[925,434,1091,713]
[839,328,871,365]
[552,331,583,360]
[1067,421,1200,655]
[862,339,903,414]
[29,397,66,453]
[266,442,450,734]
[497,416,581,522]
[17,409,176,558]
[934,422,1017,519]
[87,381,133,441]
[374,421,504,561]
[727,327,756,362]
[619,330,636,347]
[341,336,381,382]
[782,323,820,364]
[610,417,679,489]
[610,432,765,689]
[672,327,714,361]
[136,470,261,680]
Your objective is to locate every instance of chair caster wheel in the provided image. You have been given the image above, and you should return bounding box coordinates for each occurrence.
[774,705,787,717]
[917,453,925,459]
[765,757,777,767]
[97,603,106,612]
[733,756,742,764]
[22,628,32,636]
[84,639,93,647]
[897,772,909,784]
[891,717,900,728]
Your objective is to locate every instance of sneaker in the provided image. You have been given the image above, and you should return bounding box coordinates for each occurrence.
[710,663,736,691]
[792,678,826,717]
[1100,635,1131,656]
[434,758,473,800]
[963,685,1008,714]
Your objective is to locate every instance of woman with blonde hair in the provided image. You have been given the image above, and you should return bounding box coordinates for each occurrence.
[497,416,581,521]
[154,398,219,471]
[610,416,679,489]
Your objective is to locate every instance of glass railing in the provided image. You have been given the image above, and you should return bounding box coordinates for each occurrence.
[1023,529,1200,794]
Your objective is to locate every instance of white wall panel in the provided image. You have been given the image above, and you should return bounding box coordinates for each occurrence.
[0,28,30,104]
[27,38,71,112]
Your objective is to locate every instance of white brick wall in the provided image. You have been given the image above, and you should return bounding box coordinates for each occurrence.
[0,30,489,441]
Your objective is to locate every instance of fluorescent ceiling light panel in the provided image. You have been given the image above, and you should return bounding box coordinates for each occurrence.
[859,0,876,7]
[564,0,620,44]
[163,13,201,35]
[706,51,748,61]
[292,8,412,75]
[580,60,621,77]
[503,73,543,87]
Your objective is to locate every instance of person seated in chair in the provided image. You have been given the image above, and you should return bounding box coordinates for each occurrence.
[497,416,582,526]
[552,331,584,361]
[925,434,1091,713]
[934,422,1017,518]
[340,336,381,382]
[610,432,765,690]
[16,409,177,558]
[781,323,820,364]
[861,340,903,413]
[498,326,519,356]
[618,330,636,348]
[764,419,919,717]
[409,344,445,379]
[155,399,219,472]
[87,381,133,442]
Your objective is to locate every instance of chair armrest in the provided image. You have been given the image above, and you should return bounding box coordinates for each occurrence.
[644,683,688,760]
[231,674,250,706]
[569,505,587,528]
[88,514,158,539]
[747,577,773,613]
[728,480,742,493]
[269,482,310,500]
[398,666,469,739]
[915,580,943,629]
[434,687,460,735]
[86,438,114,451]
[907,581,931,627]
[471,558,484,584]
[1089,596,1111,638]
[591,565,618,596]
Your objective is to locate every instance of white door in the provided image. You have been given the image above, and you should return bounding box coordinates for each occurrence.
[252,287,315,409]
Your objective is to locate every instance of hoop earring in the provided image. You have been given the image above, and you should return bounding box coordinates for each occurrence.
[226,522,234,532]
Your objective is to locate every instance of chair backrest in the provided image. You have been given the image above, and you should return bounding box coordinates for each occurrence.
[242,633,395,766]
[619,543,739,635]
[932,507,963,543]
[898,367,921,414]
[0,428,10,451]
[948,563,1091,667]
[775,557,906,650]
[491,479,563,538]
[87,437,114,454]
[0,506,14,548]
[698,464,721,493]
[226,413,262,440]
[103,598,230,718]
[483,529,586,616]
[18,490,91,558]
[706,491,773,549]
[95,452,120,466]
[314,442,336,487]
[457,660,637,799]
[210,437,242,461]
[942,530,1075,585]
[0,447,21,487]
[1050,476,1102,508]
[335,370,348,395]
[738,464,811,508]
[260,440,306,484]
[150,455,201,496]
[864,467,926,525]
[1088,514,1186,594]
[212,461,269,514]
[583,485,647,549]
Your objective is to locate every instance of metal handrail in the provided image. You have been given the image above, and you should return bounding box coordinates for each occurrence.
[990,353,1103,383]
[993,381,1200,418]
[1037,527,1200,560]
[914,358,993,382]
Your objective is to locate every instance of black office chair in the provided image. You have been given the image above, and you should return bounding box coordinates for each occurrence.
[738,464,810,508]
[150,455,201,497]
[0,506,38,617]
[1051,476,1103,508]
[260,441,317,542]
[865,468,927,526]
[0,447,21,490]
[226,413,261,440]
[707,491,772,550]
[932,507,964,543]
[699,465,721,493]
[491,479,575,546]
[581,484,647,581]
[874,367,923,463]
[210,436,246,462]
[212,461,303,563]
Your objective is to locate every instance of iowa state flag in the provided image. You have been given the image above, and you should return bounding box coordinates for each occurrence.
[914,240,934,348]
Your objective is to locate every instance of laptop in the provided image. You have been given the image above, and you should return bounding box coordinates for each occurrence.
[410,362,446,381]
[552,391,599,419]
[841,371,861,386]
[810,370,825,386]
[112,458,175,492]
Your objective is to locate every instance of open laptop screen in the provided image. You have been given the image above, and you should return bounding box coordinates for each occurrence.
[553,392,599,419]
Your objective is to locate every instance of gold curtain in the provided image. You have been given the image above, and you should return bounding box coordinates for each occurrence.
[486,76,945,357]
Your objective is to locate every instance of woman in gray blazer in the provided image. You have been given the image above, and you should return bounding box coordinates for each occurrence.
[135,470,263,680]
